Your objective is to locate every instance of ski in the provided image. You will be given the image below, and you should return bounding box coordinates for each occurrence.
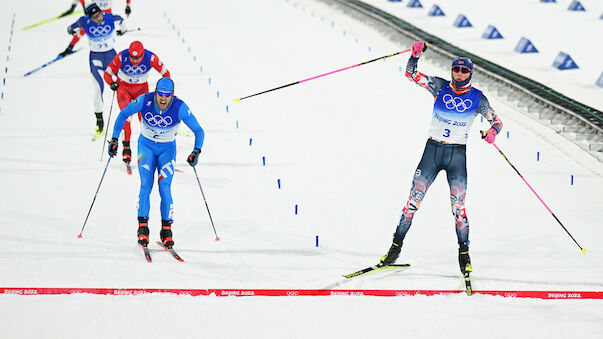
[22,10,84,31]
[156,241,184,262]
[24,50,80,77]
[344,263,410,279]
[125,162,132,175]
[464,272,472,296]
[140,244,152,262]
[91,129,106,141]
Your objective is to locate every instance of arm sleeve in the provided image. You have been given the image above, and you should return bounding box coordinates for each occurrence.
[477,94,503,134]
[178,103,205,150]
[405,56,446,97]
[114,15,126,31]
[150,54,171,78]
[112,94,145,139]
[103,54,122,85]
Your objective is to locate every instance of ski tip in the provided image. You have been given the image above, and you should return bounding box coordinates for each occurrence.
[582,248,587,254]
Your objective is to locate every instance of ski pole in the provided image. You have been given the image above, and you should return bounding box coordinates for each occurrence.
[100,91,117,161]
[482,132,586,253]
[234,48,412,102]
[78,157,112,238]
[192,167,220,241]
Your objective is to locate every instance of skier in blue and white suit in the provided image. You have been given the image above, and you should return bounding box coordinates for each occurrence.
[108,78,205,248]
[67,2,125,135]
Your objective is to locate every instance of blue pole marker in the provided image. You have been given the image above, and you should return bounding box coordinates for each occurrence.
[236,121,239,129]
[262,156,266,166]
[208,78,211,85]
[226,105,229,113]
[277,179,281,189]
[295,204,298,215]
[217,91,220,98]
[537,152,540,161]
[571,175,574,185]
[507,131,510,139]
[193,56,197,62]
[249,138,252,146]
[315,235,319,247]
[200,66,203,72]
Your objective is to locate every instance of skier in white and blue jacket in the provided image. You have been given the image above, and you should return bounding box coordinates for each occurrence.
[108,77,205,249]
[65,2,125,136]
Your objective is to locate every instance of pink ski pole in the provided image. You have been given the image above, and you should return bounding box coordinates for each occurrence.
[235,48,412,102]
[483,132,586,253]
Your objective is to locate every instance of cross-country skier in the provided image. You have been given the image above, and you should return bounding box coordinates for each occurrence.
[64,3,125,139]
[379,41,503,277]
[103,40,171,165]
[59,1,131,58]
[107,78,205,249]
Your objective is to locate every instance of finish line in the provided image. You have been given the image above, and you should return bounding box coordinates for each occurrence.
[2,287,602,299]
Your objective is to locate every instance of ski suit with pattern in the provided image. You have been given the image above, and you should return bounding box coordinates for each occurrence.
[395,56,503,245]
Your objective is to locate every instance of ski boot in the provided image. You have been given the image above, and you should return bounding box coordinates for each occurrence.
[137,217,150,246]
[122,141,132,164]
[95,112,104,133]
[379,235,404,266]
[458,242,472,274]
[160,220,174,248]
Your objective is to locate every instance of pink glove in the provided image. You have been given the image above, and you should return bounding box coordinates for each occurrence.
[483,128,497,144]
[412,41,426,58]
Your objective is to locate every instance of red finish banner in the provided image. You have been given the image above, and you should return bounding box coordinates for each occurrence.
[1,287,602,299]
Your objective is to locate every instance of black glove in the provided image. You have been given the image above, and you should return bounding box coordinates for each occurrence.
[110,82,120,91]
[187,148,201,167]
[125,5,131,17]
[59,4,76,18]
[58,46,75,58]
[116,29,125,36]
[108,138,119,157]
[67,26,76,35]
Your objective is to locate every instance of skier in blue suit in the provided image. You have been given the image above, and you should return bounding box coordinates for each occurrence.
[108,77,204,248]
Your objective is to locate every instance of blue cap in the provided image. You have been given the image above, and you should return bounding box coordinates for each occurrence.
[155,77,174,95]
[85,3,101,17]
[452,57,473,71]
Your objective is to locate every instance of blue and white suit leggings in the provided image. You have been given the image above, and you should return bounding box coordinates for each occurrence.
[137,136,177,221]
[89,50,116,112]
[395,139,470,245]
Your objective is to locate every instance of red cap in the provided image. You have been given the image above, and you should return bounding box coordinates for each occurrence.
[128,41,145,64]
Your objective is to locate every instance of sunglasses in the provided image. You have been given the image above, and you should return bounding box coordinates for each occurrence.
[129,55,142,61]
[156,90,173,98]
[452,66,471,74]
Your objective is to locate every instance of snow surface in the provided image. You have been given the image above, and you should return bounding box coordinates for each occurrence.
[0,0,602,338]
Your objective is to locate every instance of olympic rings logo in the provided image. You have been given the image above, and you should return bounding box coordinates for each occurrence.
[88,25,112,37]
[124,64,148,75]
[443,94,473,112]
[145,112,173,127]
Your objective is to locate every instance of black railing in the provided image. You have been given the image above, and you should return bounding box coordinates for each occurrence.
[338,0,603,130]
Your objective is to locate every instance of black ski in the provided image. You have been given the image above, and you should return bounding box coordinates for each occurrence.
[464,272,472,296]
[344,263,410,279]
[140,244,152,262]
[156,241,184,262]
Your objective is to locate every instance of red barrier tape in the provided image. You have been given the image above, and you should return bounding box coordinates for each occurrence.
[1,288,602,299]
